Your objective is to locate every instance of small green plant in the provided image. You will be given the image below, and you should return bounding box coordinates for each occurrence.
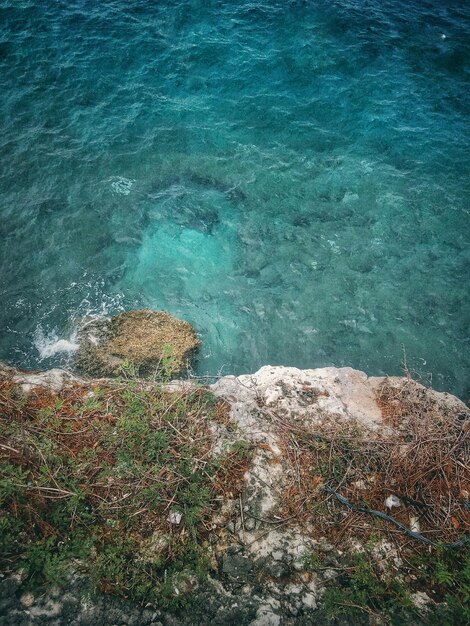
[433,560,456,587]
[119,358,138,379]
[321,553,413,623]
[229,439,252,458]
[413,549,470,625]
[161,344,176,382]
[303,551,324,572]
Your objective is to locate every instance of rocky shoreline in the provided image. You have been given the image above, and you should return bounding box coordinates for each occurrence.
[0,312,469,625]
[1,359,469,625]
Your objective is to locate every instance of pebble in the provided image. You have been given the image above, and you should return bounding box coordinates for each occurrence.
[302,593,317,609]
[19,592,35,608]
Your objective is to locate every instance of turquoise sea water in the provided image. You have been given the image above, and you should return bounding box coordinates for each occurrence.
[0,0,469,396]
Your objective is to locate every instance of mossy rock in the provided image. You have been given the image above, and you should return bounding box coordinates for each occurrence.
[73,310,200,378]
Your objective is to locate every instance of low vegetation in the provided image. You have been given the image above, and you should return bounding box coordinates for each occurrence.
[269,376,470,623]
[0,363,251,608]
[303,547,469,625]
[1,361,468,623]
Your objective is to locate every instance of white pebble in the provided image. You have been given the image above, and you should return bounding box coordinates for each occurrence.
[168,511,182,525]
[385,495,401,509]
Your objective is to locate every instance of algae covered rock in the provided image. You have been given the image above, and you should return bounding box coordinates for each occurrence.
[73,309,200,378]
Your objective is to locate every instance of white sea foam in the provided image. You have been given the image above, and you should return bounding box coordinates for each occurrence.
[34,327,79,360]
[110,176,135,195]
[32,283,127,363]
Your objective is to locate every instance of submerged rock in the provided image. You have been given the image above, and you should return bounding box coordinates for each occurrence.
[73,309,200,378]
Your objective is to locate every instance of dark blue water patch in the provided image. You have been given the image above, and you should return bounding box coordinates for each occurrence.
[0,0,469,397]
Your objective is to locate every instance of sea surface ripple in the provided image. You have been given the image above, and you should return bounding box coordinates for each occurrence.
[0,0,469,396]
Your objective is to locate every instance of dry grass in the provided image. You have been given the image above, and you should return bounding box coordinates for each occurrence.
[268,378,469,549]
[74,309,200,377]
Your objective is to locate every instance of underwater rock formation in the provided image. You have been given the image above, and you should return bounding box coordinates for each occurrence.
[73,309,200,378]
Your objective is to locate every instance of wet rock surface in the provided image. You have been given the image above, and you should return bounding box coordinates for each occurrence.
[73,310,200,378]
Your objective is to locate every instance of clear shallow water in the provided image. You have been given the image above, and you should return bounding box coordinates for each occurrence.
[0,1,469,396]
